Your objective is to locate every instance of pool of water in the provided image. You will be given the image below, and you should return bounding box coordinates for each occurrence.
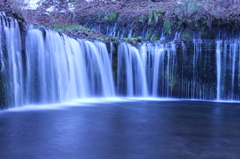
[0,100,240,159]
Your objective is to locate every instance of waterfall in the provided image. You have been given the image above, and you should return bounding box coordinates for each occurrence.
[118,39,240,100]
[116,41,178,98]
[137,39,240,100]
[139,42,177,97]
[117,43,148,96]
[216,41,222,100]
[0,13,116,108]
[2,13,240,109]
[215,39,240,100]
[25,28,115,105]
[0,15,24,108]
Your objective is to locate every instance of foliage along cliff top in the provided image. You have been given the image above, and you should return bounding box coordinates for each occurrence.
[3,0,240,27]
[1,0,240,43]
[75,0,240,23]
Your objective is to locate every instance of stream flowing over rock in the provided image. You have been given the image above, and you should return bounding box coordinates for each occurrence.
[0,13,240,108]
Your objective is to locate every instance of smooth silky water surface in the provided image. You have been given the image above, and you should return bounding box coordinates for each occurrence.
[0,100,240,159]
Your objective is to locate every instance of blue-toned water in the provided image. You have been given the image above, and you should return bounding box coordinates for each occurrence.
[0,100,240,159]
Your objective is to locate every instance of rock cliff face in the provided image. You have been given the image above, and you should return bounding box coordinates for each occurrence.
[77,8,240,41]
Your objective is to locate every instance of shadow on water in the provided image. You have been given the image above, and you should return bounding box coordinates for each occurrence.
[0,100,240,159]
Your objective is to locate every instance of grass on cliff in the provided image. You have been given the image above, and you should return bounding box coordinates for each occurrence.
[50,24,111,41]
[50,24,140,44]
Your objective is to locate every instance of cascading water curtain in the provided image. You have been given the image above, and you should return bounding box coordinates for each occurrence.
[117,42,148,97]
[25,28,115,105]
[138,39,240,100]
[0,14,24,108]
[138,40,217,99]
[2,12,240,109]
[1,21,115,108]
[139,42,177,97]
[216,39,240,100]
[116,40,218,99]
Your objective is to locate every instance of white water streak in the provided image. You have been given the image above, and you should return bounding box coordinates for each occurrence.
[216,40,222,100]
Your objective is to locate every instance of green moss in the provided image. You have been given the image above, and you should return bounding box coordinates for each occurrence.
[139,15,145,23]
[152,35,159,40]
[153,9,165,24]
[97,38,104,41]
[111,36,118,40]
[146,32,152,40]
[53,25,81,30]
[110,12,116,19]
[122,36,142,45]
[147,9,165,25]
[181,32,191,40]
[148,12,153,25]
[104,12,117,21]
[34,23,41,26]
[153,11,159,24]
[163,19,171,35]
